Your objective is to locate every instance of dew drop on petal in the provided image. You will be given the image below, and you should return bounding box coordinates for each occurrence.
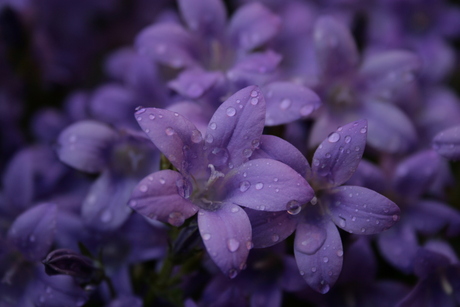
[338,217,346,228]
[135,107,146,114]
[251,97,259,105]
[360,127,367,134]
[300,270,305,276]
[202,233,211,241]
[228,268,238,279]
[286,200,302,215]
[311,267,317,273]
[191,129,203,143]
[168,212,185,226]
[280,98,292,110]
[205,134,214,143]
[361,228,366,233]
[165,127,175,136]
[323,257,329,263]
[159,178,166,184]
[351,216,356,221]
[243,148,253,158]
[209,122,217,130]
[336,250,344,257]
[246,241,254,250]
[328,132,340,143]
[149,114,155,120]
[344,135,352,143]
[300,105,314,116]
[255,183,264,190]
[392,214,399,221]
[139,185,148,192]
[239,181,251,192]
[250,90,258,97]
[231,206,239,213]
[271,234,280,242]
[226,107,236,117]
[227,238,240,252]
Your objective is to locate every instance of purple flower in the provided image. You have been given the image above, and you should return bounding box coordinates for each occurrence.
[129,85,314,278]
[432,125,460,161]
[248,119,400,293]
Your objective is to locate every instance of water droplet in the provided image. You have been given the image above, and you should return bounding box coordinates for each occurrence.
[243,172,247,178]
[243,148,253,158]
[101,210,112,223]
[255,183,264,190]
[259,205,266,211]
[252,139,260,148]
[392,214,399,221]
[144,128,150,133]
[139,185,148,192]
[325,153,331,158]
[286,200,302,215]
[338,217,346,227]
[227,238,240,252]
[205,134,214,143]
[209,122,217,130]
[300,270,305,276]
[355,146,360,151]
[280,98,292,110]
[165,127,175,136]
[323,257,329,263]
[250,90,258,97]
[320,281,330,294]
[360,127,367,134]
[250,97,259,105]
[236,99,241,104]
[351,216,356,221]
[135,107,146,115]
[231,207,240,213]
[310,197,318,205]
[344,135,352,143]
[328,132,340,143]
[239,181,251,192]
[337,250,344,257]
[191,129,203,143]
[159,178,166,184]
[313,159,320,166]
[149,114,155,120]
[246,241,254,250]
[311,267,317,273]
[202,233,211,241]
[361,228,366,233]
[300,105,314,116]
[228,268,238,279]
[168,212,185,226]
[271,234,280,242]
[226,107,236,117]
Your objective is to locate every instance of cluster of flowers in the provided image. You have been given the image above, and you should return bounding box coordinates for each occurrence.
[1,0,460,306]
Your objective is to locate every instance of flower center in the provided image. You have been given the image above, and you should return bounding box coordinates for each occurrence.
[191,164,225,211]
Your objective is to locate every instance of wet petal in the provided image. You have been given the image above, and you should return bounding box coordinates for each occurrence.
[197,203,252,278]
[228,2,281,51]
[204,85,265,168]
[392,150,440,199]
[224,158,314,212]
[432,125,460,161]
[251,134,311,178]
[129,170,198,226]
[314,15,359,79]
[81,170,136,232]
[360,100,417,154]
[294,219,343,294]
[135,23,198,68]
[177,0,226,39]
[263,81,321,126]
[312,119,368,189]
[134,107,205,174]
[167,101,211,136]
[325,185,400,235]
[294,222,327,255]
[7,203,58,261]
[246,208,297,248]
[168,68,225,99]
[57,120,118,173]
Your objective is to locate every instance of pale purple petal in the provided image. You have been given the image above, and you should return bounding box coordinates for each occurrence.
[313,16,359,79]
[346,159,387,194]
[325,185,400,235]
[204,85,265,169]
[360,100,417,153]
[246,208,296,248]
[57,120,118,173]
[81,170,136,232]
[168,68,225,99]
[251,134,311,178]
[7,203,57,261]
[223,158,314,211]
[167,101,211,136]
[312,119,368,189]
[294,219,343,294]
[129,170,198,226]
[135,23,198,68]
[432,125,460,161]
[177,0,226,38]
[263,81,321,126]
[228,2,281,51]
[308,109,346,149]
[294,222,327,255]
[134,107,206,174]
[339,236,377,283]
[392,150,440,199]
[197,203,252,278]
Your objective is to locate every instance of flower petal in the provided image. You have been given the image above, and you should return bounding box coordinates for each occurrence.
[57,120,118,173]
[392,150,440,199]
[168,68,225,99]
[432,125,460,161]
[224,158,314,211]
[294,221,327,255]
[134,107,205,174]
[325,185,400,235]
[314,16,359,79]
[197,203,252,278]
[177,0,227,39]
[312,119,368,189]
[263,81,321,126]
[7,203,58,261]
[294,219,343,294]
[228,2,281,51]
[204,85,265,169]
[129,170,198,226]
[251,134,311,178]
[246,208,297,248]
[346,159,387,194]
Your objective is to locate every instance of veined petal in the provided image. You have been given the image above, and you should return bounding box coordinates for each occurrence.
[177,0,227,39]
[325,185,400,235]
[228,2,281,51]
[312,119,368,189]
[134,107,205,174]
[392,150,440,199]
[251,134,311,178]
[294,219,343,294]
[432,125,460,161]
[246,208,297,248]
[223,158,314,212]
[7,203,58,262]
[204,85,265,169]
[197,203,252,278]
[263,81,321,126]
[57,120,118,173]
[314,16,359,80]
[129,170,198,227]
